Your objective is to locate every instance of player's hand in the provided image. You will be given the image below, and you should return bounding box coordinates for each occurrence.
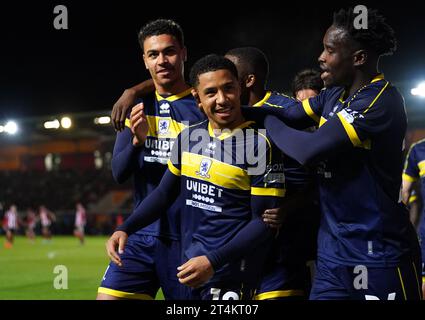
[262,208,285,229]
[111,88,137,132]
[177,256,214,288]
[106,231,128,267]
[130,103,149,146]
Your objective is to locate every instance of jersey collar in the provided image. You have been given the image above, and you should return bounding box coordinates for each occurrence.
[208,121,255,140]
[155,87,193,102]
[252,91,272,107]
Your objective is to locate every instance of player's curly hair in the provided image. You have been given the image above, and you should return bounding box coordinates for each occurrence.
[333,7,397,56]
[138,19,184,50]
[189,54,238,88]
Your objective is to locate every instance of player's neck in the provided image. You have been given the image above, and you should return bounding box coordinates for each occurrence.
[347,67,379,97]
[210,115,246,132]
[248,87,267,106]
[155,79,190,96]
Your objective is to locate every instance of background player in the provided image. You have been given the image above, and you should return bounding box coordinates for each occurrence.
[74,202,86,245]
[39,205,56,243]
[4,204,19,248]
[402,138,425,298]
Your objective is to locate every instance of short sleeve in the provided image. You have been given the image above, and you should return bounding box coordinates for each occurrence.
[403,145,419,182]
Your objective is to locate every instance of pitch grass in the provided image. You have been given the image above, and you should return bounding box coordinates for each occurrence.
[0,236,164,300]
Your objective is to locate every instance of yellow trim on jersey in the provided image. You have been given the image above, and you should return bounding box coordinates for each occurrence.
[319,116,327,128]
[254,290,305,300]
[125,118,131,129]
[409,195,418,203]
[397,267,407,300]
[337,113,362,147]
[336,113,372,150]
[155,87,193,102]
[168,159,181,176]
[181,152,250,190]
[145,115,187,139]
[412,262,422,300]
[418,160,425,177]
[253,91,272,107]
[402,173,418,183]
[208,121,256,140]
[363,80,389,114]
[97,287,154,300]
[371,74,385,83]
[264,101,285,108]
[247,125,272,164]
[251,187,286,197]
[302,99,320,124]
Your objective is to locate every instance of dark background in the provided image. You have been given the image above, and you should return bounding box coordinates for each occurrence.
[1,1,424,122]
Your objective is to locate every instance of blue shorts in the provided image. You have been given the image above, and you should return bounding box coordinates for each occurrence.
[98,234,184,300]
[255,261,311,300]
[310,256,423,300]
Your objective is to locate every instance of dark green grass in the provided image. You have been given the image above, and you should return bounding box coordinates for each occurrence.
[0,236,164,300]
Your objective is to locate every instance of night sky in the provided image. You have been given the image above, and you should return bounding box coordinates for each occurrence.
[1,1,425,123]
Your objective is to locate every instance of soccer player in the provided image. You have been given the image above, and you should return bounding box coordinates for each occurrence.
[292,69,324,101]
[4,204,18,248]
[25,208,37,243]
[225,47,320,299]
[39,205,55,243]
[402,138,425,298]
[97,19,205,300]
[74,202,86,245]
[259,8,422,300]
[106,54,287,300]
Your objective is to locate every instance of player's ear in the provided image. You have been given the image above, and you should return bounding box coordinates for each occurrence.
[245,74,256,88]
[191,89,202,107]
[353,49,367,67]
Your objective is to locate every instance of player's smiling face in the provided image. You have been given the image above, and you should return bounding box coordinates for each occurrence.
[143,34,187,90]
[194,69,243,130]
[318,25,356,88]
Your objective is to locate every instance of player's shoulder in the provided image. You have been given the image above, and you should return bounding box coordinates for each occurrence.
[265,91,297,107]
[245,121,273,149]
[410,138,425,151]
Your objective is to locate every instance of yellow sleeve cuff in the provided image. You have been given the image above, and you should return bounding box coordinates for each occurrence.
[167,159,181,176]
[302,99,320,124]
[402,173,418,183]
[251,187,286,197]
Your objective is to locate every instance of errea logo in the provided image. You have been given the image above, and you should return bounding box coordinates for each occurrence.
[196,158,212,179]
[159,103,171,114]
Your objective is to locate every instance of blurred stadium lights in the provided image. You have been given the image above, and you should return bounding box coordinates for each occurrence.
[94,116,111,125]
[60,117,72,129]
[0,125,3,133]
[44,119,60,129]
[411,82,425,97]
[4,121,18,135]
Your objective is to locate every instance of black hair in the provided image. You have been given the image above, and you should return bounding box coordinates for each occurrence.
[189,54,238,88]
[333,7,397,56]
[225,47,269,84]
[292,69,324,97]
[138,19,184,50]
